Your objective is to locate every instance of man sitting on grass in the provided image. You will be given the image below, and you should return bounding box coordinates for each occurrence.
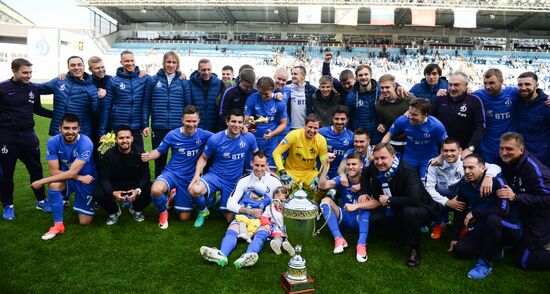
[318,152,371,263]
[200,184,289,268]
[31,113,97,240]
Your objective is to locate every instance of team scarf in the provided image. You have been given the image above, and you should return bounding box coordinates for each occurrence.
[376,153,401,187]
[377,153,400,218]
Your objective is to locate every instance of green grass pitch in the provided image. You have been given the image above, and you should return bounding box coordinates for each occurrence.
[0,109,548,293]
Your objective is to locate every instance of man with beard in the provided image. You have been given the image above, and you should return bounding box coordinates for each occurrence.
[100,51,151,149]
[143,51,191,177]
[40,56,99,138]
[514,72,550,167]
[93,125,151,225]
[473,68,519,163]
[382,98,448,181]
[189,108,258,223]
[31,114,97,240]
[142,105,213,229]
[431,72,485,159]
[410,63,449,102]
[318,106,354,179]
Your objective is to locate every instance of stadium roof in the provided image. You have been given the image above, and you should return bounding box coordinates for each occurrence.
[0,0,33,25]
[81,0,550,36]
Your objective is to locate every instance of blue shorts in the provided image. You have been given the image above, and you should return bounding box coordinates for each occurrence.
[65,180,96,216]
[200,172,237,212]
[402,158,429,180]
[157,170,194,212]
[256,136,279,170]
[337,207,360,233]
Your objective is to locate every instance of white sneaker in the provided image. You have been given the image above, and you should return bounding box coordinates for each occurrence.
[282,240,296,256]
[199,246,228,266]
[270,237,283,255]
[234,252,258,268]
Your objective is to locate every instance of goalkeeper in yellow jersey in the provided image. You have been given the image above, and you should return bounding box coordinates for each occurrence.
[273,114,328,197]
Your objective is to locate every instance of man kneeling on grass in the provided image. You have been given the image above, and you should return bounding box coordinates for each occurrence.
[450,154,521,280]
[31,113,97,240]
[317,152,370,263]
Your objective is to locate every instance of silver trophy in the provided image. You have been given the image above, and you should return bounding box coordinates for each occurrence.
[281,184,320,291]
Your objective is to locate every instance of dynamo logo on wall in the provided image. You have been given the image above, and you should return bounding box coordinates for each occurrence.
[35,38,50,56]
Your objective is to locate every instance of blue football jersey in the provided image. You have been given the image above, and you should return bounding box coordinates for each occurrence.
[203,131,258,181]
[46,134,96,176]
[244,92,288,137]
[319,126,354,177]
[474,87,519,162]
[389,115,447,164]
[157,127,213,178]
[333,176,361,207]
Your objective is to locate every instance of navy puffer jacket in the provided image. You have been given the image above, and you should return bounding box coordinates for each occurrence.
[188,71,224,132]
[143,69,190,130]
[345,79,382,144]
[100,66,150,135]
[40,72,98,137]
[410,77,448,103]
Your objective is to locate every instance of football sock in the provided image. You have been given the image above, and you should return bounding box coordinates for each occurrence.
[321,203,342,239]
[358,210,371,245]
[48,189,64,223]
[152,194,167,213]
[220,229,238,257]
[193,195,207,211]
[247,229,269,253]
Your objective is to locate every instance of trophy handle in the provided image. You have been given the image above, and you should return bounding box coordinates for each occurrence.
[313,203,330,237]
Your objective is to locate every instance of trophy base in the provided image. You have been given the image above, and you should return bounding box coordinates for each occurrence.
[281,272,315,293]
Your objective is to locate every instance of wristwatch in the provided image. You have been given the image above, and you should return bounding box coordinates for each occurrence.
[468,146,475,152]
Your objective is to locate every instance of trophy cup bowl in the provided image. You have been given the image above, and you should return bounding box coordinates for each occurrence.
[281,186,318,293]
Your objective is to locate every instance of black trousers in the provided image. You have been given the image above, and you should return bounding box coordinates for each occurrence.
[513,239,550,270]
[370,205,433,249]
[0,133,46,206]
[131,129,144,152]
[93,183,151,214]
[454,214,522,263]
[151,128,171,178]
